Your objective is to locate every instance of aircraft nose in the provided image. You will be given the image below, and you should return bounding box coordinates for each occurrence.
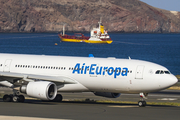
[169,75,178,86]
[159,74,178,89]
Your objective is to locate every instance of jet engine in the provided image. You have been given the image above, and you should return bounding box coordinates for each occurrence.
[94,92,121,98]
[20,81,57,100]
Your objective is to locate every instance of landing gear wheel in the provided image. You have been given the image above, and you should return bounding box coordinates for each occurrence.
[18,95,25,102]
[12,96,19,102]
[3,94,12,102]
[138,101,146,107]
[53,94,63,102]
[12,95,25,102]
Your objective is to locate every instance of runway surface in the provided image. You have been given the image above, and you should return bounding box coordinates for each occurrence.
[0,98,180,120]
[0,88,180,120]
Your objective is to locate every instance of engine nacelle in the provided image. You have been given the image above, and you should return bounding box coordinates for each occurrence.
[20,81,57,100]
[94,92,121,98]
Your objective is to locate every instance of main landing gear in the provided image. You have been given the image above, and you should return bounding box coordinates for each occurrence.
[138,93,148,107]
[41,94,63,102]
[52,94,63,102]
[3,90,25,102]
[3,91,63,103]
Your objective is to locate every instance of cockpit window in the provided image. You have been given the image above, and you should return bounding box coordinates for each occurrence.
[160,71,164,74]
[155,70,171,74]
[155,70,160,74]
[164,71,170,74]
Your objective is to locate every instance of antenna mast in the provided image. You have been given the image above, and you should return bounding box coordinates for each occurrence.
[98,17,102,29]
[63,25,65,36]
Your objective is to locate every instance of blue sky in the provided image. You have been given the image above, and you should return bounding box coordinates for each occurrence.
[140,0,180,11]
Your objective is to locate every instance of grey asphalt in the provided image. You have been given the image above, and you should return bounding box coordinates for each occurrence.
[0,98,180,120]
[0,87,180,120]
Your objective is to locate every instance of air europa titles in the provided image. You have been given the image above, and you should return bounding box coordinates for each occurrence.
[72,63,128,78]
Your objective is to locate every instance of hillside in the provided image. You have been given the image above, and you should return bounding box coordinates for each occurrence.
[0,0,180,33]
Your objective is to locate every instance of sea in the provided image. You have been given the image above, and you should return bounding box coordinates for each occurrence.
[0,33,179,75]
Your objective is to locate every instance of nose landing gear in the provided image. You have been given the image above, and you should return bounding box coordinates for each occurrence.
[138,93,148,107]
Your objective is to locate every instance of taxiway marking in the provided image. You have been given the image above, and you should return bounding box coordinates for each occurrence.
[108,106,138,108]
[0,116,71,120]
[157,98,178,101]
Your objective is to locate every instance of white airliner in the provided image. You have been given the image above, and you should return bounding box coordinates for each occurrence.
[0,53,178,107]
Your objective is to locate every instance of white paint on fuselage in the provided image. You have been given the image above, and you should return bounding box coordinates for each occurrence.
[0,53,178,94]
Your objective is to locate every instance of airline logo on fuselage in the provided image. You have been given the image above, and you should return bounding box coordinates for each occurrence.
[72,63,128,78]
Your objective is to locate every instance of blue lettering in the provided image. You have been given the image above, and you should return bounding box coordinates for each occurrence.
[103,67,108,75]
[81,63,85,74]
[73,63,80,74]
[89,64,96,75]
[122,68,128,76]
[107,67,114,75]
[84,66,89,74]
[72,63,128,78]
[96,66,102,75]
[114,67,121,78]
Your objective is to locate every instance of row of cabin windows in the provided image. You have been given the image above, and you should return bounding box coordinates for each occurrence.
[15,65,66,70]
[70,67,132,73]
[14,64,132,73]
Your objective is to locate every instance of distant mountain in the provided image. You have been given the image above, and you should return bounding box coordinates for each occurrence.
[0,0,180,33]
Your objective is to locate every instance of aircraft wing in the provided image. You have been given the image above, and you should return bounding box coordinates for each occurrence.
[0,71,77,86]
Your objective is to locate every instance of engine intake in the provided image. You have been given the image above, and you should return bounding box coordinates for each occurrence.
[94,92,121,98]
[20,81,57,100]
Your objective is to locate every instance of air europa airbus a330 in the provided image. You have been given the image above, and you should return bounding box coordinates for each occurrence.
[0,53,177,107]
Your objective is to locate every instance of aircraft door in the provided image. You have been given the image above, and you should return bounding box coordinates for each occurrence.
[135,65,144,79]
[0,63,2,71]
[3,59,12,72]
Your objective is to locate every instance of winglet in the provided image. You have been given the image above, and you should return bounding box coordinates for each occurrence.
[89,54,94,57]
